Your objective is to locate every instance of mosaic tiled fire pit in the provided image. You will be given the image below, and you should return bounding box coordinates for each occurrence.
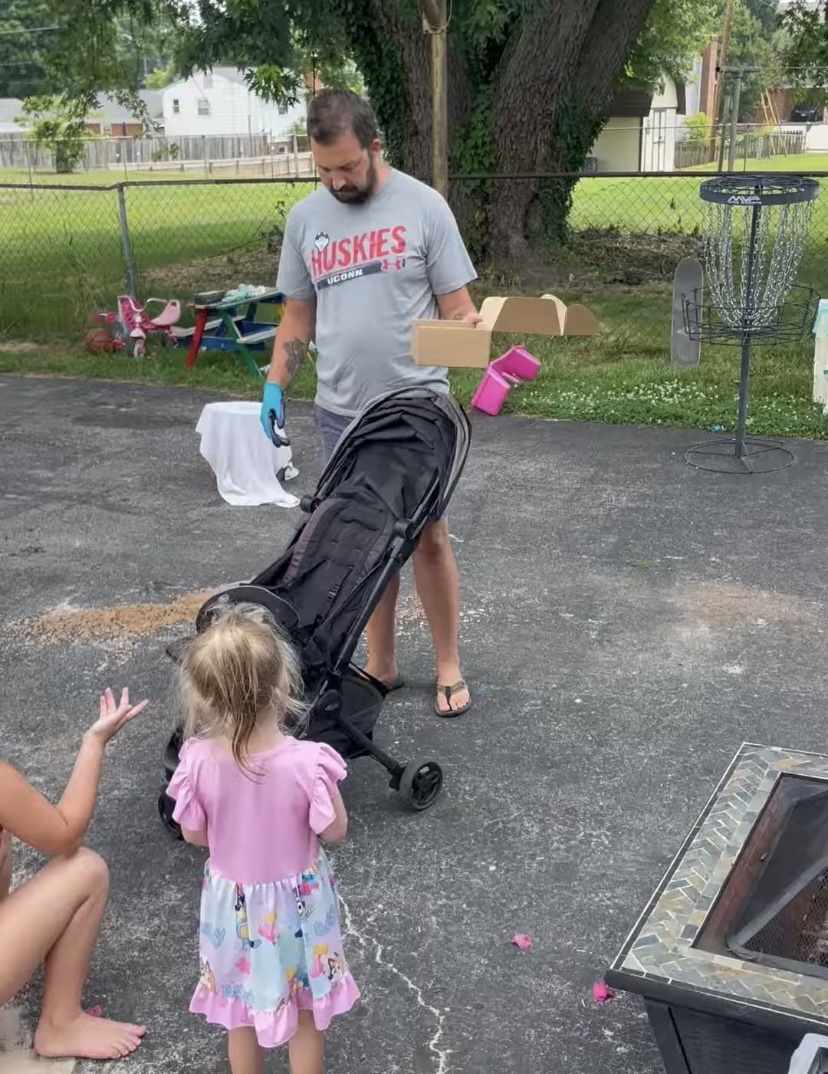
[606,744,828,1074]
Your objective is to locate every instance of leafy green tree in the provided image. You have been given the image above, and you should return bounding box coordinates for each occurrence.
[144,62,177,89]
[17,96,87,172]
[626,0,718,85]
[0,0,56,99]
[742,0,779,36]
[778,0,828,107]
[168,0,718,262]
[724,0,778,120]
[39,0,721,266]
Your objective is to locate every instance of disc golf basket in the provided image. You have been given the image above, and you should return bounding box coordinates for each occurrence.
[682,174,820,474]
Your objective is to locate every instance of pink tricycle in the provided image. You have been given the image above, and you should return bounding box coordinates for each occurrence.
[92,294,182,357]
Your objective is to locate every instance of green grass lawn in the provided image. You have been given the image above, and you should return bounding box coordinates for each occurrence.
[571,154,828,234]
[4,165,827,344]
[691,152,828,173]
[2,156,827,442]
[0,180,315,338]
[1,329,825,440]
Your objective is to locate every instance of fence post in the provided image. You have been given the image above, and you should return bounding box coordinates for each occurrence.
[25,141,34,199]
[116,184,137,297]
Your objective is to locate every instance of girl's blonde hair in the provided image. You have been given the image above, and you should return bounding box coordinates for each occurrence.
[178,601,306,769]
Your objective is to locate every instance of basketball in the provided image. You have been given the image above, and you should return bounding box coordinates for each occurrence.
[84,328,116,354]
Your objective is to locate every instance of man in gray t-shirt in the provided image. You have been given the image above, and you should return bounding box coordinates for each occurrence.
[260,89,479,718]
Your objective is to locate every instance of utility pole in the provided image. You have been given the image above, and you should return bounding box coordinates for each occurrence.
[709,0,734,164]
[726,69,743,170]
[421,0,448,197]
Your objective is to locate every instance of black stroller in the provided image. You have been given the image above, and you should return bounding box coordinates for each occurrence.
[157,387,471,834]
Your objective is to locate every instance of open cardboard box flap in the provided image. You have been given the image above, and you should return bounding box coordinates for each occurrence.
[412,294,600,368]
[478,295,600,336]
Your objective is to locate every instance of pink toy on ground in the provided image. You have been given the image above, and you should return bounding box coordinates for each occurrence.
[470,345,540,416]
[92,295,182,358]
[491,345,540,382]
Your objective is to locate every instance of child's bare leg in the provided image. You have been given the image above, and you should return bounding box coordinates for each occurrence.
[228,1027,264,1074]
[0,847,145,1060]
[288,1011,324,1074]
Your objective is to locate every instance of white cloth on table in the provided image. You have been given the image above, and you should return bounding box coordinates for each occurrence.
[196,401,299,508]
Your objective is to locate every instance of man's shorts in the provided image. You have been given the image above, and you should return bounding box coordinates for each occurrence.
[313,404,354,466]
[312,403,446,523]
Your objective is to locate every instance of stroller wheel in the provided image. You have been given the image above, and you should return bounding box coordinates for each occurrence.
[157,786,183,839]
[398,759,443,811]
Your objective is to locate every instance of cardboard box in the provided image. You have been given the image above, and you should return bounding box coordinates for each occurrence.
[412,294,600,368]
[411,318,491,369]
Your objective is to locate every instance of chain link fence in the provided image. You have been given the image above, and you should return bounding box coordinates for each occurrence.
[0,134,316,180]
[1,171,827,361]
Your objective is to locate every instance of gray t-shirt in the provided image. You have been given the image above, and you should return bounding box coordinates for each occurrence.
[276,168,477,417]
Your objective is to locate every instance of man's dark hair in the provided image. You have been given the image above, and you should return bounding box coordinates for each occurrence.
[306,89,379,149]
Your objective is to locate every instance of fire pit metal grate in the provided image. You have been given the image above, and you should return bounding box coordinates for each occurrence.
[732,864,828,977]
[724,782,828,980]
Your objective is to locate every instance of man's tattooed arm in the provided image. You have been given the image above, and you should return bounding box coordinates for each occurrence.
[266,296,316,387]
[282,338,308,379]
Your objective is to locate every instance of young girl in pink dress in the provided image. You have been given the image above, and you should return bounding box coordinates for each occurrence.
[167,602,359,1074]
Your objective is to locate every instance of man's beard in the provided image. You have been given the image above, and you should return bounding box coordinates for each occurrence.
[330,157,378,204]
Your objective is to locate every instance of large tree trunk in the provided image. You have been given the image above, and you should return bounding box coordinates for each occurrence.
[356,0,655,272]
[359,0,472,182]
[487,0,656,268]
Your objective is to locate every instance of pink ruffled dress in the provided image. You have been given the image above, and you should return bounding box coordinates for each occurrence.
[168,735,360,1048]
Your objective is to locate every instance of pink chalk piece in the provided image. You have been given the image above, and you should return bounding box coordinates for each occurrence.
[87,1005,103,1017]
[592,979,615,1003]
[511,933,533,950]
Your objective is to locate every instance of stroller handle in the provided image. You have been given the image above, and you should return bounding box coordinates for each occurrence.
[268,404,290,448]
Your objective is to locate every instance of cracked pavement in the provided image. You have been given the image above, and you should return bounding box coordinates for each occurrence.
[3,376,828,1073]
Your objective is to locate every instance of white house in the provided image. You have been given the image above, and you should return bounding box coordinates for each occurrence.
[589,76,684,172]
[0,98,25,135]
[161,67,308,139]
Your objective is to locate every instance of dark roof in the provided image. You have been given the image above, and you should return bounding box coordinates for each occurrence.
[609,87,653,118]
[91,91,163,123]
[609,80,686,118]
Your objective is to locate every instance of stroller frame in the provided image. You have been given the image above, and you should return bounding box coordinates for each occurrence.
[157,387,471,835]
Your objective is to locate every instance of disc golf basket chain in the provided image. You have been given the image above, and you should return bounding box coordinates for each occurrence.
[682,174,820,474]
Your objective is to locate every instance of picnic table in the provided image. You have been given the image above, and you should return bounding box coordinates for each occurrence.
[181,287,285,379]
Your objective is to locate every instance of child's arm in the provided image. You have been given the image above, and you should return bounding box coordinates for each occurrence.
[0,687,145,858]
[0,741,103,857]
[180,826,209,847]
[319,790,348,843]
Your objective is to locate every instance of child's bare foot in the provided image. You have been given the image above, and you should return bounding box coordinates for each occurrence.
[34,1012,146,1060]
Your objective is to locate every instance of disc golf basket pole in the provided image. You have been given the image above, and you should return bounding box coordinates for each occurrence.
[682,174,820,474]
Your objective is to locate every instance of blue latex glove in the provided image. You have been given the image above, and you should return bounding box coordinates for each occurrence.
[260,381,288,446]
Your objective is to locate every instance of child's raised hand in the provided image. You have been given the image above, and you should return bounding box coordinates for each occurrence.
[86,687,148,745]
